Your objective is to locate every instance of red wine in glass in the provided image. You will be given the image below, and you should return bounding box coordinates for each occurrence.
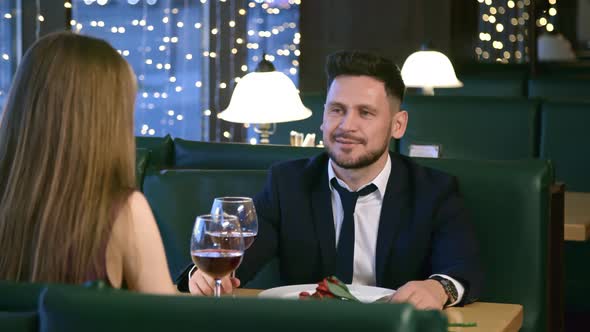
[191,214,244,297]
[191,249,243,279]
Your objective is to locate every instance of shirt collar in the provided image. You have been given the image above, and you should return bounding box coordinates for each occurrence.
[328,155,391,197]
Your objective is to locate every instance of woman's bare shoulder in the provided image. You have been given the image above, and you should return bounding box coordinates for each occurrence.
[124,191,154,226]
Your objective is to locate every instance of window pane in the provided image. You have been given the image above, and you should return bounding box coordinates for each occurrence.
[246,0,300,85]
[0,0,18,109]
[73,0,300,142]
[73,0,209,140]
[476,0,530,63]
[245,0,301,144]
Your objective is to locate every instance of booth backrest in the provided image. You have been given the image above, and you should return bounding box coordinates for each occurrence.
[0,281,43,332]
[38,286,447,332]
[540,101,590,192]
[136,134,174,169]
[537,62,590,78]
[435,77,527,97]
[174,138,324,169]
[0,281,45,312]
[142,169,268,276]
[0,312,37,332]
[529,77,590,102]
[135,148,150,190]
[434,63,528,97]
[416,158,553,332]
[400,96,539,160]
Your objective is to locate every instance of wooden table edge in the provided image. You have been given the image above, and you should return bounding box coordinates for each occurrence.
[235,289,523,332]
[504,304,524,332]
[564,223,590,241]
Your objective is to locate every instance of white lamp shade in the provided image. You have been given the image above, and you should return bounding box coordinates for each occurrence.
[218,71,312,124]
[537,33,576,62]
[401,50,463,88]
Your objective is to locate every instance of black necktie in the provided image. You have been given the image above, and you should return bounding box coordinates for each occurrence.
[330,178,378,284]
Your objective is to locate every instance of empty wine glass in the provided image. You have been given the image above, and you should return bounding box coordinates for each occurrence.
[190,214,244,297]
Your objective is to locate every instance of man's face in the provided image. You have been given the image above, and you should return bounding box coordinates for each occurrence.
[321,75,404,169]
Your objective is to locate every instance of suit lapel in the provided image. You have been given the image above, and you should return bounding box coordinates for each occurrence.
[306,154,337,277]
[375,153,410,286]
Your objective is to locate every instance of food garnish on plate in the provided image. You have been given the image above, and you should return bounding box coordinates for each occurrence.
[298,276,360,302]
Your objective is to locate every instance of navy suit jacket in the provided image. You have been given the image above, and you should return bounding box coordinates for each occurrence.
[178,152,482,304]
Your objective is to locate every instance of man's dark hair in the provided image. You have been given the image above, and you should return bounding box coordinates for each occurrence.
[325,50,405,102]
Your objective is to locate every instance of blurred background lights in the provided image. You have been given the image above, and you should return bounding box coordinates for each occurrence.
[0,0,301,143]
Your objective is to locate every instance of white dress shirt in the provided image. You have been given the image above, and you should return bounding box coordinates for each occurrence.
[328,155,465,306]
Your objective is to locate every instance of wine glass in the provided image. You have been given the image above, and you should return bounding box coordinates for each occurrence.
[211,197,258,250]
[190,214,244,297]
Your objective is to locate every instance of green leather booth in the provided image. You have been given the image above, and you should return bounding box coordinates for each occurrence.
[1,148,555,332]
[434,63,528,97]
[135,148,150,190]
[431,62,590,100]
[528,77,590,102]
[0,312,37,332]
[541,101,590,316]
[540,101,590,192]
[416,158,553,332]
[453,62,530,76]
[142,169,268,277]
[141,152,554,332]
[0,281,44,332]
[0,281,45,312]
[39,285,447,332]
[400,96,539,160]
[136,134,174,169]
[434,76,527,97]
[174,138,324,169]
[537,62,590,79]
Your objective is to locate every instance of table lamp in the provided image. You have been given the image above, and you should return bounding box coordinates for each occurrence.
[217,58,312,144]
[401,48,463,95]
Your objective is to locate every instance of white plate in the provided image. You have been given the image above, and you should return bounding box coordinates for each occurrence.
[258,284,395,303]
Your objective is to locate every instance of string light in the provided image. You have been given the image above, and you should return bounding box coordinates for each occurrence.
[477,0,536,63]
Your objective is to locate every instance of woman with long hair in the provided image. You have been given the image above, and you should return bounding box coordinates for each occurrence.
[0,32,175,294]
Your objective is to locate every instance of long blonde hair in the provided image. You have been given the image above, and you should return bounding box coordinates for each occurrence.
[0,32,137,283]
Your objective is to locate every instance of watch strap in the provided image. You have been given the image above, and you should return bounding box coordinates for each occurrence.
[429,275,458,306]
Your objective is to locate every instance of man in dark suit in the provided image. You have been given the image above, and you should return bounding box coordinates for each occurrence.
[181,51,482,309]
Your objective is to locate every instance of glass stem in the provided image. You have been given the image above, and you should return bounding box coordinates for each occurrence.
[214,278,222,297]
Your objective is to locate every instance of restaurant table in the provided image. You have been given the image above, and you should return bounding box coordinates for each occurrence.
[233,289,523,332]
[565,192,590,241]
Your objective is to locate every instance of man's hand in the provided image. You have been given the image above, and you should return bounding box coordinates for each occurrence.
[188,269,241,296]
[390,280,448,310]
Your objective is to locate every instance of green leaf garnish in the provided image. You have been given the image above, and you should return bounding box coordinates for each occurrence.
[325,277,361,302]
[448,322,477,327]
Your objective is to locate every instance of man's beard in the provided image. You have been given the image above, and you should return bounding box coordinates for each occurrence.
[326,134,390,169]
